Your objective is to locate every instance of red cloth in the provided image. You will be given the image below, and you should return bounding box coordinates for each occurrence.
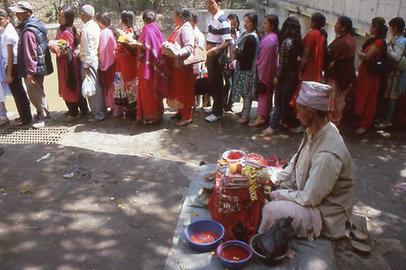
[208,173,266,242]
[137,64,164,121]
[115,29,137,83]
[302,30,325,82]
[55,29,80,103]
[166,31,195,120]
[354,39,384,129]
[99,61,116,109]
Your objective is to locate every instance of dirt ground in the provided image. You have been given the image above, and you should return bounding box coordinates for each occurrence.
[0,63,405,269]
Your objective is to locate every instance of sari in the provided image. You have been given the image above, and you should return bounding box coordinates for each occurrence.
[115,28,138,117]
[137,22,165,122]
[302,29,325,82]
[327,33,356,124]
[166,22,195,121]
[354,39,385,129]
[256,32,278,117]
[54,27,80,103]
[98,27,118,114]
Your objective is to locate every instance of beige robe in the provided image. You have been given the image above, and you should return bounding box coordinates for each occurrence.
[271,122,355,239]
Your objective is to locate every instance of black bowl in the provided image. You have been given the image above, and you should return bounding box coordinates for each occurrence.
[249,233,288,265]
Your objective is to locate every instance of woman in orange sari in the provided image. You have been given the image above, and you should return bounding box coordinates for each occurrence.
[134,10,165,124]
[354,17,387,135]
[165,8,195,126]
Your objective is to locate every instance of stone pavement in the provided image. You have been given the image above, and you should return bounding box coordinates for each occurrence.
[0,109,405,269]
[164,165,336,270]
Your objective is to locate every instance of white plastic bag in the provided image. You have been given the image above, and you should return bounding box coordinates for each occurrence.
[82,76,96,97]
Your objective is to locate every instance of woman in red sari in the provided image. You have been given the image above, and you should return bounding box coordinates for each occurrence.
[115,10,138,118]
[52,6,88,121]
[300,12,327,82]
[354,17,387,135]
[165,8,195,126]
[134,10,165,124]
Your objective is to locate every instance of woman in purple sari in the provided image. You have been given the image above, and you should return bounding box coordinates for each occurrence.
[131,10,166,124]
[249,15,279,127]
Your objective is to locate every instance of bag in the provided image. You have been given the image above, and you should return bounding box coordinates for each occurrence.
[179,26,207,66]
[256,81,267,94]
[44,49,54,76]
[396,56,406,71]
[182,45,207,66]
[114,72,128,105]
[367,41,390,74]
[367,58,390,74]
[257,217,295,259]
[82,75,96,98]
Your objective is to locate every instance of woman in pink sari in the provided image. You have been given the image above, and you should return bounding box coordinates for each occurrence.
[135,10,165,124]
[249,15,279,127]
[96,12,120,117]
[51,6,88,121]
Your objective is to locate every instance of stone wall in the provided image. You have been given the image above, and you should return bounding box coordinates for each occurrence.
[270,0,406,37]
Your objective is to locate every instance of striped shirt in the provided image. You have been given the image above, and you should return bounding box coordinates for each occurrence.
[206,10,232,45]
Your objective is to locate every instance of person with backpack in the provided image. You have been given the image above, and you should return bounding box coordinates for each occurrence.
[376,17,406,129]
[354,17,388,135]
[10,1,53,128]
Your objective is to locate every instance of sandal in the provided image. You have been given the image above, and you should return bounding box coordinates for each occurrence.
[143,120,155,125]
[248,117,267,128]
[171,113,181,120]
[351,239,372,254]
[355,127,367,135]
[237,116,249,124]
[176,119,192,127]
[203,172,216,182]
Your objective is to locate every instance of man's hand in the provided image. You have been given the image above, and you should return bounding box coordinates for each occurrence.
[26,74,36,87]
[270,190,283,201]
[273,77,278,86]
[82,68,90,79]
[207,47,217,56]
[6,74,13,84]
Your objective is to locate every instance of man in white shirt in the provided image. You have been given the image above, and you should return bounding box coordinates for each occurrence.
[0,8,32,125]
[80,4,106,122]
[205,0,232,122]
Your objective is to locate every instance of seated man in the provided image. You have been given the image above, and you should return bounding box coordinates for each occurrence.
[259,81,355,239]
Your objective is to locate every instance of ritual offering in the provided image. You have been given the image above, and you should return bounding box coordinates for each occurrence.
[184,220,224,252]
[48,39,68,56]
[222,149,246,163]
[217,240,253,269]
[208,150,276,241]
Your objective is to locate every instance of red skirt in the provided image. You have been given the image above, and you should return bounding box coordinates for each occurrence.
[167,64,195,110]
[137,64,163,121]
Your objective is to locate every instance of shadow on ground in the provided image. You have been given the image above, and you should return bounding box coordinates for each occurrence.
[0,144,194,270]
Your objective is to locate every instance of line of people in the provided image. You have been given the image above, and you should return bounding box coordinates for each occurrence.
[0,1,404,133]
